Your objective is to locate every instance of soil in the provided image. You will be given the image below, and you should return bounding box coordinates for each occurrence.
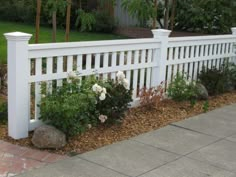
[0,91,236,156]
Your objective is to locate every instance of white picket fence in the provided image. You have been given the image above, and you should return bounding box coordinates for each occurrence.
[4,28,236,139]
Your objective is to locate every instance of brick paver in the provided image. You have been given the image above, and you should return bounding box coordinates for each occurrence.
[0,141,67,177]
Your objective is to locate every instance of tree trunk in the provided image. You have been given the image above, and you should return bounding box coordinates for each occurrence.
[170,0,176,31]
[164,0,169,29]
[35,0,41,43]
[52,11,57,42]
[152,0,158,29]
[65,0,72,42]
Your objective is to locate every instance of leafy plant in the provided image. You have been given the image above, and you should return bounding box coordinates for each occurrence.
[0,101,7,124]
[93,11,116,33]
[228,62,236,89]
[75,9,96,32]
[94,71,133,125]
[198,66,231,96]
[40,71,133,136]
[203,100,209,113]
[175,0,234,34]
[139,83,165,110]
[121,0,158,28]
[40,75,98,136]
[167,73,198,102]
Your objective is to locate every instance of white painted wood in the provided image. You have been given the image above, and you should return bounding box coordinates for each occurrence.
[146,49,152,89]
[139,50,146,94]
[168,47,173,60]
[132,50,139,99]
[35,58,42,120]
[103,53,109,79]
[119,51,125,66]
[56,56,63,87]
[6,29,236,140]
[111,52,117,80]
[193,62,198,80]
[46,57,53,94]
[189,62,193,80]
[151,29,171,86]
[4,32,32,139]
[185,46,190,59]
[95,53,101,76]
[167,65,172,83]
[67,55,73,72]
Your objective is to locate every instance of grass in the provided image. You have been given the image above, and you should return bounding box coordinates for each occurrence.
[0,21,126,64]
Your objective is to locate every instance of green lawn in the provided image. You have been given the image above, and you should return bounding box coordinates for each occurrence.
[0,21,125,64]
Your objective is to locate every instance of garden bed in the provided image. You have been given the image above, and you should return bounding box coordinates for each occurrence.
[0,91,236,156]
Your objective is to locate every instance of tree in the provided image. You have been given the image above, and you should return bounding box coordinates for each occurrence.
[65,0,72,42]
[164,0,169,29]
[46,0,67,42]
[175,0,233,34]
[170,0,176,30]
[35,0,41,43]
[122,0,158,29]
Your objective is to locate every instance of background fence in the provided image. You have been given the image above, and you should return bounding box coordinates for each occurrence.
[4,28,236,139]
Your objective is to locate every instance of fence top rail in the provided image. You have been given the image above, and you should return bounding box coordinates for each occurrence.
[169,34,236,43]
[28,38,161,51]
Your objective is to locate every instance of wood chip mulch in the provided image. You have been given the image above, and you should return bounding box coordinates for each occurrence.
[1,91,236,156]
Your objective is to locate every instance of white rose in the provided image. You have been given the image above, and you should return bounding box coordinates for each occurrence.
[102,87,107,94]
[96,85,103,93]
[99,115,108,123]
[122,79,129,89]
[68,71,77,78]
[92,84,99,92]
[92,84,103,94]
[99,92,106,101]
[116,71,125,81]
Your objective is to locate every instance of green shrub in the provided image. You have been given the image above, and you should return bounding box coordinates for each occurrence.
[93,11,116,33]
[40,75,98,136]
[40,71,132,136]
[95,80,132,125]
[167,73,198,102]
[228,63,236,89]
[175,0,234,34]
[0,0,36,23]
[0,101,7,123]
[75,10,116,33]
[75,9,96,32]
[198,65,231,96]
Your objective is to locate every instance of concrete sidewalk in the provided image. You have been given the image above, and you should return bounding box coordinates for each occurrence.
[18,104,236,177]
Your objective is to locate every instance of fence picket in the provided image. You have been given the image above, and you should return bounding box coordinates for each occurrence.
[5,29,236,139]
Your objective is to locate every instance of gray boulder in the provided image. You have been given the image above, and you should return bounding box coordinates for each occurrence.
[32,125,66,149]
[196,83,208,100]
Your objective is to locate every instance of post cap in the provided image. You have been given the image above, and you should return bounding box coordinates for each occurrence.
[231,27,236,35]
[152,29,171,39]
[4,32,32,41]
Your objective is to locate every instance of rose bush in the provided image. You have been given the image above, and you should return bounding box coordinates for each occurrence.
[39,71,133,137]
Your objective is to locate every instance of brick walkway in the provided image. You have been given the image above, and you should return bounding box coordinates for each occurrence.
[0,140,67,177]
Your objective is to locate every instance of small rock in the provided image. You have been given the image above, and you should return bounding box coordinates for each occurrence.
[32,125,66,149]
[196,83,208,100]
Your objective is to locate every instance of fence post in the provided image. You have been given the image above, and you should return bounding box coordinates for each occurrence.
[231,27,236,64]
[151,29,171,87]
[4,32,32,139]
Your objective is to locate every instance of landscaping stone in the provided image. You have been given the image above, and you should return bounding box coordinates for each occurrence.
[32,125,66,149]
[196,83,208,100]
